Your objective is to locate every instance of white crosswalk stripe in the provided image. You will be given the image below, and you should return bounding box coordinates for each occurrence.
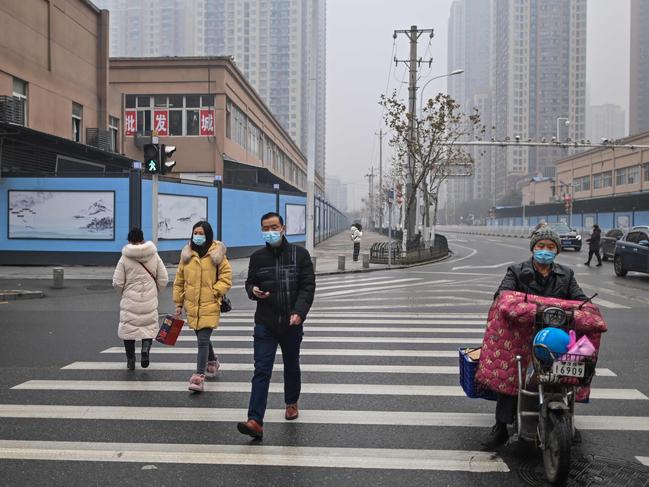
[2,292,645,479]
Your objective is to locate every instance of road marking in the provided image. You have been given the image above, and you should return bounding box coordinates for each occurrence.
[62,362,460,374]
[206,326,485,333]
[313,302,494,310]
[0,440,509,473]
[591,297,630,309]
[100,347,460,358]
[316,278,422,292]
[61,362,616,377]
[12,381,646,400]
[452,262,514,271]
[637,457,649,466]
[222,312,489,319]
[0,405,642,431]
[174,335,482,344]
[316,280,450,298]
[219,318,486,325]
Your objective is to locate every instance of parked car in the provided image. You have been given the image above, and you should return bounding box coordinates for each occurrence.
[548,223,582,251]
[613,228,649,276]
[599,228,624,261]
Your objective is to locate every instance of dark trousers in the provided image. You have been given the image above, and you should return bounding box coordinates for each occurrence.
[124,339,152,358]
[247,323,303,425]
[586,249,601,265]
[195,328,216,374]
[353,242,360,261]
[495,393,517,424]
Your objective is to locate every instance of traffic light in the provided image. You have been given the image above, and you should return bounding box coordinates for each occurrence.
[488,207,496,219]
[160,144,176,174]
[143,143,160,174]
[564,196,572,214]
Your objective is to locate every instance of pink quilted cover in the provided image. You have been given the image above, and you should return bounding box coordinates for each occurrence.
[475,291,607,400]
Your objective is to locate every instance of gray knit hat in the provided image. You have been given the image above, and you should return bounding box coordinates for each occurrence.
[530,228,561,253]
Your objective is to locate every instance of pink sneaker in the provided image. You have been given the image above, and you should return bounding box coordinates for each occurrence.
[205,359,220,379]
[188,373,205,392]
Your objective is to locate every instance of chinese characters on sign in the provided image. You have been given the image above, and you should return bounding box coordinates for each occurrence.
[124,111,136,136]
[153,110,169,136]
[200,110,215,136]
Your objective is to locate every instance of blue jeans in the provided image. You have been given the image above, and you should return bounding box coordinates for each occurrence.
[247,323,303,425]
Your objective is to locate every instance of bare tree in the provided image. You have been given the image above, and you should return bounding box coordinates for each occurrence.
[380,91,483,247]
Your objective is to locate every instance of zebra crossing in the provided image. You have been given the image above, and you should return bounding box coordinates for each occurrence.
[1,272,648,483]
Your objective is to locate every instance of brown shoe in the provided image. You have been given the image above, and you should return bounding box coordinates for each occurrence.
[285,403,299,420]
[237,419,263,438]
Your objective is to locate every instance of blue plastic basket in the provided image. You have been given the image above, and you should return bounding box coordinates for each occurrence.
[459,348,497,401]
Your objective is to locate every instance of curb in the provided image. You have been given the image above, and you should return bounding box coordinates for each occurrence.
[314,251,453,276]
[0,290,44,301]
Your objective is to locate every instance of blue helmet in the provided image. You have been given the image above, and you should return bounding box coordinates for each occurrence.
[533,327,570,363]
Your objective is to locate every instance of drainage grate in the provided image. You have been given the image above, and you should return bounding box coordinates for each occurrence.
[518,455,649,486]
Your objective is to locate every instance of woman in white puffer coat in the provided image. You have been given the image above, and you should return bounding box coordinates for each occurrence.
[113,228,169,370]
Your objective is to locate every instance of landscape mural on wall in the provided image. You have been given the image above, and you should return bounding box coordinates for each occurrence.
[285,203,306,236]
[8,190,115,240]
[158,194,208,240]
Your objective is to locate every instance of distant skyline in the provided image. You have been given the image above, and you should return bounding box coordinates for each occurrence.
[326,0,631,210]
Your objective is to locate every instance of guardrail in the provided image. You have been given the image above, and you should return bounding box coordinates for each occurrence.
[437,225,534,239]
[369,234,449,265]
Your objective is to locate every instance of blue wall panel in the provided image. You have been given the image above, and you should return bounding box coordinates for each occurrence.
[634,211,649,226]
[571,213,583,229]
[222,188,276,248]
[596,212,614,230]
[0,177,129,252]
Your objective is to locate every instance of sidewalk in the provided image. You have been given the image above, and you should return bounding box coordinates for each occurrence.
[0,231,394,282]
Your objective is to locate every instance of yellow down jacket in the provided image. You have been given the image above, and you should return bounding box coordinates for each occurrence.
[173,241,232,330]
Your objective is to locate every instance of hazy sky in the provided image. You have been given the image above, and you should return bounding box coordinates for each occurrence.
[326,0,631,210]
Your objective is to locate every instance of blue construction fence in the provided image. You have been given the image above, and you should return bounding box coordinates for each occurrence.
[0,175,348,265]
[490,211,649,231]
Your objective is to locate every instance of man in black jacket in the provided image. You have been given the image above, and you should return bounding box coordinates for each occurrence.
[484,228,588,449]
[237,212,316,438]
[585,224,602,266]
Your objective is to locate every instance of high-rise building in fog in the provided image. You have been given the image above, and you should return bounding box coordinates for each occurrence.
[95,0,326,182]
[587,104,626,143]
[630,0,649,135]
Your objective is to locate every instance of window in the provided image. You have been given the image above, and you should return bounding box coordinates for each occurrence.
[644,163,649,182]
[201,95,214,107]
[109,116,119,152]
[137,110,151,135]
[626,231,642,244]
[593,173,602,190]
[616,168,627,186]
[72,102,83,142]
[628,165,640,184]
[169,110,182,136]
[602,171,612,187]
[186,110,200,135]
[12,77,27,125]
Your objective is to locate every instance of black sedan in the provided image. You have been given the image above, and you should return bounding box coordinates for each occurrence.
[614,228,649,276]
[548,223,582,251]
[600,228,624,261]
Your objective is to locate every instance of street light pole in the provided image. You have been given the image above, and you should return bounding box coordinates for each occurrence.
[419,69,464,114]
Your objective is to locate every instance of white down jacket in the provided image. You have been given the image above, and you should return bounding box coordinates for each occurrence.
[112,241,169,340]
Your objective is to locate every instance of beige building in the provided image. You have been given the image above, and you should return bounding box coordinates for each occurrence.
[0,0,116,147]
[109,57,320,193]
[553,132,649,202]
[522,177,555,206]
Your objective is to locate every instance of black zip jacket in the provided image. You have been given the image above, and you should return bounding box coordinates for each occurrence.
[245,237,316,334]
[496,258,588,301]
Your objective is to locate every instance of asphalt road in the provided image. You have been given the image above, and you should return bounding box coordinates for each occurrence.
[0,234,648,486]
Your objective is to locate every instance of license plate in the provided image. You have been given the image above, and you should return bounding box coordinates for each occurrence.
[562,240,571,245]
[552,361,585,378]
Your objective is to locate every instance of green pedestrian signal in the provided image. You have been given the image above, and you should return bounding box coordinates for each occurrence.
[143,143,160,174]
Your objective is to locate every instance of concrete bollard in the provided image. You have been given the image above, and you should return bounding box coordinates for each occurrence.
[362,253,370,268]
[337,255,345,271]
[52,267,64,289]
[312,256,317,272]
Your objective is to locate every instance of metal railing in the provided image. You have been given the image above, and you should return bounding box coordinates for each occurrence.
[369,234,449,265]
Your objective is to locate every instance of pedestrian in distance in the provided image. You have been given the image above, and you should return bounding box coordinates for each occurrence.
[173,221,232,392]
[237,212,316,439]
[584,224,602,267]
[482,228,587,449]
[112,227,168,371]
[351,223,363,262]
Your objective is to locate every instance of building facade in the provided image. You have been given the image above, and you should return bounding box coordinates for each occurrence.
[109,57,321,194]
[586,104,626,143]
[95,0,327,184]
[630,0,649,135]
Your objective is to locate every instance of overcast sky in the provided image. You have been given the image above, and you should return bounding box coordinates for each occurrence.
[326,0,631,210]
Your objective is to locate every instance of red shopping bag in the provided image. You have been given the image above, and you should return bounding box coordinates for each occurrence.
[156,314,185,346]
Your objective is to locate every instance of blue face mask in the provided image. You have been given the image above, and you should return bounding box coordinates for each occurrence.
[192,234,206,246]
[262,231,282,246]
[533,249,556,265]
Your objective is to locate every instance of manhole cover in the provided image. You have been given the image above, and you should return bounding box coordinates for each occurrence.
[518,455,649,486]
[85,284,113,291]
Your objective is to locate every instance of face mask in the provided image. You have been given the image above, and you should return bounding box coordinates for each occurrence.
[262,231,282,246]
[192,234,206,246]
[533,249,556,265]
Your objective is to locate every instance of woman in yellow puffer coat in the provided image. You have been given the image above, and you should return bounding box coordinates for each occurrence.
[173,221,232,392]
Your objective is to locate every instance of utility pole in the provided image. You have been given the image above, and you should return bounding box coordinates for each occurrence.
[394,25,434,249]
[375,129,384,232]
[151,136,159,245]
[365,166,375,230]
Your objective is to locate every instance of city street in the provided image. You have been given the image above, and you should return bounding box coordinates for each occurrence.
[0,233,648,486]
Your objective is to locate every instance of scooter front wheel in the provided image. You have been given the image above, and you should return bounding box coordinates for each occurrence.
[543,411,572,486]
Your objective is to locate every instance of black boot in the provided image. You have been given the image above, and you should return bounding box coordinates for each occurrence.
[482,422,509,449]
[141,339,152,368]
[124,340,136,370]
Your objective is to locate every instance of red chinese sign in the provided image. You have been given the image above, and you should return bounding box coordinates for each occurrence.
[153,110,169,136]
[200,109,215,136]
[124,110,136,136]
